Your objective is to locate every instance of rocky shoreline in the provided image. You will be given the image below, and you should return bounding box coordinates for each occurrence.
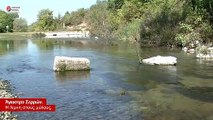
[0,79,17,120]
[183,45,213,59]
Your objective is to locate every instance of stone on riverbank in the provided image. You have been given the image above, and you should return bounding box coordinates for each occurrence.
[196,54,213,59]
[53,56,90,71]
[196,46,213,59]
[0,80,17,120]
[142,56,177,65]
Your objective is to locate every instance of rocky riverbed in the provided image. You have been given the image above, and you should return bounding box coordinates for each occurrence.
[0,79,17,120]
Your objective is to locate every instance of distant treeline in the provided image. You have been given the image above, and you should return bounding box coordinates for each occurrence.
[31,0,213,47]
[0,11,28,32]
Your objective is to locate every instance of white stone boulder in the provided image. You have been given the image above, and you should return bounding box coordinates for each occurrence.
[142,56,177,65]
[53,56,90,71]
[182,47,188,52]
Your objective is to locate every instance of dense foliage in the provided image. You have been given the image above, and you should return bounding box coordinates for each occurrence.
[85,1,111,38]
[63,8,85,26]
[13,18,28,32]
[36,9,57,31]
[0,10,18,32]
[86,0,213,47]
[1,0,212,47]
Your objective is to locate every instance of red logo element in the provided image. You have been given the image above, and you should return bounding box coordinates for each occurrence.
[6,6,11,12]
[0,98,56,112]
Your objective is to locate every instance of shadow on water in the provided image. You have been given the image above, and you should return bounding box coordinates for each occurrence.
[6,63,36,73]
[127,64,183,89]
[31,39,55,50]
[54,71,90,81]
[176,86,213,103]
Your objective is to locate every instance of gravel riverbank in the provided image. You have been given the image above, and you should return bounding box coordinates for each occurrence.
[0,79,17,120]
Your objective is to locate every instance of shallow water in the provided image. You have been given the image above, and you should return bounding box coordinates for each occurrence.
[0,39,212,120]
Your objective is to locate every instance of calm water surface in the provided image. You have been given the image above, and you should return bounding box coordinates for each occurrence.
[0,39,212,120]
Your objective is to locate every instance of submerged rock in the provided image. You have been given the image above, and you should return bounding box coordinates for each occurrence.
[142,56,177,66]
[53,56,90,71]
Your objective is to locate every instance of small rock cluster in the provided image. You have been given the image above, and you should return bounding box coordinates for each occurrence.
[196,46,213,59]
[0,80,17,120]
[182,41,200,53]
[183,44,213,59]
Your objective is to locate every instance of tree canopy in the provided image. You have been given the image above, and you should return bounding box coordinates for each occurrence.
[62,8,86,26]
[36,9,56,31]
[0,10,19,32]
[13,18,28,32]
[28,0,213,47]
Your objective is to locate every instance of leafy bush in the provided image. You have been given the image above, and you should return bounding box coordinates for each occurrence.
[175,12,213,47]
[200,22,213,44]
[13,18,28,32]
[175,32,202,47]
[196,45,211,55]
[114,19,141,41]
[179,23,193,33]
[32,32,46,38]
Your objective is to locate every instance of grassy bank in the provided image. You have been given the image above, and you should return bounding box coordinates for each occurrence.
[0,32,35,40]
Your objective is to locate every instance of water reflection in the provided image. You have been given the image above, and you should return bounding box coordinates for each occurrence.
[31,39,55,50]
[54,71,90,81]
[126,65,180,89]
[0,40,27,56]
[30,39,100,51]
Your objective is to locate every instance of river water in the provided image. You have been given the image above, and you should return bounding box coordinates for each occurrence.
[0,39,212,120]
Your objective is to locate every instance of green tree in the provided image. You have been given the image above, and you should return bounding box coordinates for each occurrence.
[28,22,39,32]
[0,10,8,32]
[108,0,125,10]
[37,9,56,31]
[7,13,19,32]
[55,13,63,30]
[0,10,18,32]
[62,8,85,26]
[70,8,85,25]
[191,0,213,23]
[13,18,28,32]
[62,11,72,26]
[86,1,112,38]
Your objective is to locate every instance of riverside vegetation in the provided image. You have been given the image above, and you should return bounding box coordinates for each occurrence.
[1,0,213,49]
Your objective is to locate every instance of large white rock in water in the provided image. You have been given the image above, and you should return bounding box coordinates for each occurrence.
[142,56,177,65]
[53,56,90,71]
